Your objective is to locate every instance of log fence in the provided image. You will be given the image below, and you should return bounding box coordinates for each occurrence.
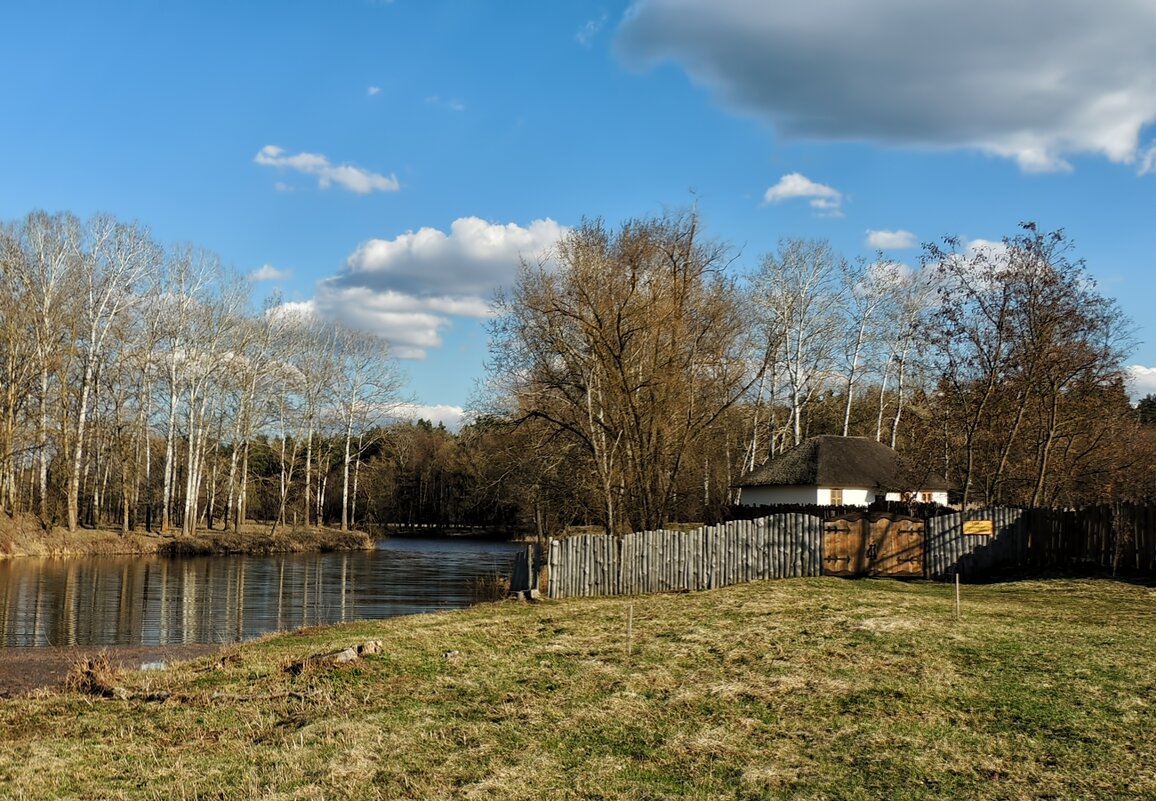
[512,504,1156,598]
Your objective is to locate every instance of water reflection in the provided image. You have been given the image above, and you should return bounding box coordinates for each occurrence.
[0,539,520,647]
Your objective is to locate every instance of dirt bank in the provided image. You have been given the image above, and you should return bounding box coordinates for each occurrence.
[0,514,373,559]
[0,643,227,698]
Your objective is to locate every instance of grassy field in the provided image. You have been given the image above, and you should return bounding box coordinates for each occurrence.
[1,578,1153,800]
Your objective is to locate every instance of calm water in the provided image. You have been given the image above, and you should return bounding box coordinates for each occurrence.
[0,538,522,647]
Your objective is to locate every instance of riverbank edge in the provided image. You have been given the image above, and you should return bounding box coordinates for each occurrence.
[0,515,374,559]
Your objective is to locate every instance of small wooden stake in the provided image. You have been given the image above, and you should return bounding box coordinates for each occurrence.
[954,572,961,620]
[627,603,634,656]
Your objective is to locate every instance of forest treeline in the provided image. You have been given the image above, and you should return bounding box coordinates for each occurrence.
[0,211,400,535]
[2,209,1154,538]
[484,213,1154,534]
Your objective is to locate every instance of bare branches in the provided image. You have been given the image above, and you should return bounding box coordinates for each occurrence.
[488,212,759,532]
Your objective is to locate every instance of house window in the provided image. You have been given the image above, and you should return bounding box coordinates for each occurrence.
[921,492,933,503]
[830,488,843,505]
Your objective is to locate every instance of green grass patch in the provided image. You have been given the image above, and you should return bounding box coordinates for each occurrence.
[1,578,1153,799]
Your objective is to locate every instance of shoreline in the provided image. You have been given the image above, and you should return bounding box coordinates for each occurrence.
[0,643,229,698]
[0,517,375,560]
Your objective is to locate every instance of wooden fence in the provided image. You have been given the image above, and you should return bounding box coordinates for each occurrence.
[927,504,1156,580]
[518,503,1156,598]
[926,506,1027,580]
[542,514,822,599]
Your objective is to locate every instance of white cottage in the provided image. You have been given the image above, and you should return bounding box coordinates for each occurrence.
[735,435,950,507]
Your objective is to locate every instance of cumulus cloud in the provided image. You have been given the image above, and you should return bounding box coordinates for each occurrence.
[367,86,382,96]
[763,173,843,216]
[866,229,917,250]
[254,145,399,193]
[393,403,468,431]
[310,217,566,359]
[617,0,1156,173]
[249,264,290,282]
[335,217,566,298]
[1127,366,1156,401]
[963,238,1009,259]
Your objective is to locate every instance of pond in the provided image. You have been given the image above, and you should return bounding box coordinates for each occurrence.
[0,538,523,648]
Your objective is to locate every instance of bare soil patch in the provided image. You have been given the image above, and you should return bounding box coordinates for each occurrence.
[0,644,226,698]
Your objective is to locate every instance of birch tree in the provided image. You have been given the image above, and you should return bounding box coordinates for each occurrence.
[0,224,39,514]
[333,327,402,532]
[13,212,82,521]
[66,216,157,532]
[177,264,247,536]
[837,256,891,436]
[751,239,842,449]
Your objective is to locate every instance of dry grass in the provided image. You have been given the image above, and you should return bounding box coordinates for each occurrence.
[0,514,372,559]
[0,578,1154,799]
[62,653,124,697]
[470,572,512,602]
[0,514,161,559]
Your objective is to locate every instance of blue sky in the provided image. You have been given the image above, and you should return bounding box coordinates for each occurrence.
[4,0,1155,425]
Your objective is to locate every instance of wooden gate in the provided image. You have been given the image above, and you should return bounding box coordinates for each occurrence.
[823,512,925,577]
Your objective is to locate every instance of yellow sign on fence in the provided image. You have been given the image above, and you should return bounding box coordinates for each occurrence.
[963,520,993,536]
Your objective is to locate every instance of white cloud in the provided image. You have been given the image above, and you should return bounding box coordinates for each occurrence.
[866,259,916,288]
[269,300,315,319]
[338,216,566,298]
[309,217,566,359]
[425,95,465,112]
[249,264,290,282]
[1127,366,1156,401]
[618,0,1156,173]
[254,145,399,194]
[577,14,608,47]
[763,173,843,216]
[311,287,453,359]
[1140,142,1156,176]
[866,229,917,250]
[367,85,382,96]
[964,238,1009,259]
[393,403,468,431]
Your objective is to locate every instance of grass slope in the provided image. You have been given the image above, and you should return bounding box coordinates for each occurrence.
[1,578,1153,800]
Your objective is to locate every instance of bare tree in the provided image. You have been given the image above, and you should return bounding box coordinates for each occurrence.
[873,264,933,447]
[751,239,842,448]
[0,224,40,514]
[178,266,247,536]
[12,212,83,521]
[924,224,1134,506]
[489,212,761,533]
[291,316,341,528]
[65,216,157,531]
[837,256,891,436]
[333,327,403,531]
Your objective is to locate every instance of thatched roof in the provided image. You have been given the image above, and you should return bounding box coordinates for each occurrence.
[734,435,950,492]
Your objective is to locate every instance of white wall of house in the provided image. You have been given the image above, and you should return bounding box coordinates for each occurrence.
[884,490,949,505]
[739,485,875,506]
[740,485,947,507]
[819,487,873,505]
